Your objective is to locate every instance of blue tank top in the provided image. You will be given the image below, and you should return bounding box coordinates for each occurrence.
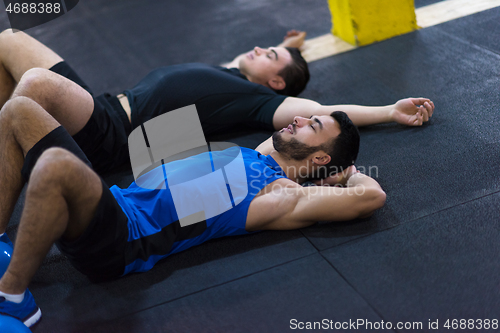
[110,147,286,275]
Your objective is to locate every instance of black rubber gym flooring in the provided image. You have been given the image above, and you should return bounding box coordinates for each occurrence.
[1,0,500,331]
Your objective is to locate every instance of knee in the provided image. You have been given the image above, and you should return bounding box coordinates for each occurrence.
[0,96,35,121]
[0,96,40,124]
[0,29,27,48]
[16,68,52,95]
[14,68,61,110]
[0,29,15,43]
[25,148,76,200]
[30,148,80,185]
[37,147,79,172]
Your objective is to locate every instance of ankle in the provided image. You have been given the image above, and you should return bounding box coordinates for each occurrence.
[0,271,27,295]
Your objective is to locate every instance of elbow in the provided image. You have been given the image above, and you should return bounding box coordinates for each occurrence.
[358,188,386,218]
[374,188,387,210]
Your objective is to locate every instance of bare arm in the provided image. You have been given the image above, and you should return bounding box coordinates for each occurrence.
[247,169,386,231]
[255,136,273,155]
[272,96,435,129]
[293,173,386,224]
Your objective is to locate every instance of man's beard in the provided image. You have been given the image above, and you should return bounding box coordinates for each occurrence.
[272,130,321,161]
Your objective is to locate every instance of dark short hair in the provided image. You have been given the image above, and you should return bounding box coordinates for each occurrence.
[274,47,310,97]
[312,111,360,179]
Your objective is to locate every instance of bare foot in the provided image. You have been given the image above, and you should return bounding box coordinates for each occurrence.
[279,30,307,49]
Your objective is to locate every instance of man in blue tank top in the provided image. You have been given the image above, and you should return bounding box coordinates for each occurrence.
[0,97,385,327]
[0,29,434,174]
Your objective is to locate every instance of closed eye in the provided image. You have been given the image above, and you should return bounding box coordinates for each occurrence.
[270,49,278,60]
[308,115,323,131]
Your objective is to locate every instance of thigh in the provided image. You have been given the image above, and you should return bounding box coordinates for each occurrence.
[49,61,93,95]
[0,29,63,83]
[13,68,94,135]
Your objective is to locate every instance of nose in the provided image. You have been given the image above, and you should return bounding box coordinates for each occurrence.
[253,46,263,55]
[293,116,308,127]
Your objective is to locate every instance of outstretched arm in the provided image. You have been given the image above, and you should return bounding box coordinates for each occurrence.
[221,30,307,68]
[272,96,435,129]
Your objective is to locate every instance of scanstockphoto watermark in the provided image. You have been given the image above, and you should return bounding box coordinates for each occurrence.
[290,318,499,331]
[290,318,423,330]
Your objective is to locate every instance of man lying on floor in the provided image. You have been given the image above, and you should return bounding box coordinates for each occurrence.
[0,97,385,328]
[0,29,434,174]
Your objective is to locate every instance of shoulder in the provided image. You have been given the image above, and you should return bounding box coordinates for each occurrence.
[245,178,302,231]
[240,149,287,186]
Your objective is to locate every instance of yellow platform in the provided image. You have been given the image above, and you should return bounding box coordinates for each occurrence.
[328,0,418,46]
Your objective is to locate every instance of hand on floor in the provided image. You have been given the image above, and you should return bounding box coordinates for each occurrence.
[280,30,307,49]
[390,97,435,126]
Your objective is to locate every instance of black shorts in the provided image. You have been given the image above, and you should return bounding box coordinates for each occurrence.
[56,179,129,281]
[21,126,91,182]
[22,126,129,281]
[49,62,132,174]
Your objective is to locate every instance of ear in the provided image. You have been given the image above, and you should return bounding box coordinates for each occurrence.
[268,75,286,91]
[312,152,331,166]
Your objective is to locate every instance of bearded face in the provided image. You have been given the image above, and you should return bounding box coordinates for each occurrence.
[272,130,322,161]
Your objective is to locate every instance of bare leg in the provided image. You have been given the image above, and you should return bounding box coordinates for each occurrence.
[0,29,63,107]
[1,148,101,294]
[0,59,15,111]
[0,97,58,233]
[12,68,94,135]
[0,97,102,293]
[0,71,93,229]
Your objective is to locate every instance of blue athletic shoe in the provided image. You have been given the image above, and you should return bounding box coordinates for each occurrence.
[0,234,13,249]
[0,289,41,327]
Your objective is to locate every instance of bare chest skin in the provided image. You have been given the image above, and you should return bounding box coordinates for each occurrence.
[245,178,301,231]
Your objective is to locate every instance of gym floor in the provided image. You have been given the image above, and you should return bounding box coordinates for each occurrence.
[2,0,500,331]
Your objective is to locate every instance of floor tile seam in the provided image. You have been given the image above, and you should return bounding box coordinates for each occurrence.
[318,252,398,333]
[317,189,500,253]
[299,229,322,252]
[396,189,500,225]
[432,25,500,58]
[91,252,320,326]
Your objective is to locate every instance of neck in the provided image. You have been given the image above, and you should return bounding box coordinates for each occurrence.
[244,74,266,87]
[239,68,269,88]
[269,151,312,184]
[238,67,251,81]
